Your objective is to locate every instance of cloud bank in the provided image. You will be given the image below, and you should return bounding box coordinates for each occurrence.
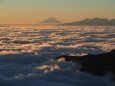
[0,26,115,86]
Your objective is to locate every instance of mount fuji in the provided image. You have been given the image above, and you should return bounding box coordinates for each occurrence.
[40,17,62,24]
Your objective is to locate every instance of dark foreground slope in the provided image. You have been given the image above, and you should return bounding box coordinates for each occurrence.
[57,49,115,77]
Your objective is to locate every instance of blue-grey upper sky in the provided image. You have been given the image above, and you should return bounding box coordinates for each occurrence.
[0,0,115,24]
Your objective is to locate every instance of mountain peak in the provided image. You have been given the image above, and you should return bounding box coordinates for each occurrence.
[61,17,115,26]
[40,17,62,23]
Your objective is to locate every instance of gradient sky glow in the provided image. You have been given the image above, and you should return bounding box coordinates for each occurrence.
[0,0,115,24]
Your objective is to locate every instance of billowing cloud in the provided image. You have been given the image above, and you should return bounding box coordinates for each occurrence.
[0,26,115,85]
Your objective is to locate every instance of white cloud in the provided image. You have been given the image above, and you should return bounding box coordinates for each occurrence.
[0,26,115,86]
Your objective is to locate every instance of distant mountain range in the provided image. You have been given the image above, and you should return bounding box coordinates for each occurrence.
[61,17,115,26]
[40,17,62,24]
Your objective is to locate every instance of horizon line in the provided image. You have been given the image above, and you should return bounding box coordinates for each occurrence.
[0,17,115,25]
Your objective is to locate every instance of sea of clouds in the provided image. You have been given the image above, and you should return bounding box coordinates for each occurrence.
[0,25,115,86]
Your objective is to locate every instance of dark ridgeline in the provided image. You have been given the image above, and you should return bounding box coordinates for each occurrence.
[57,49,115,80]
[61,17,115,26]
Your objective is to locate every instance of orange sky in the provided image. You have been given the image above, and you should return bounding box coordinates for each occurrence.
[0,0,115,24]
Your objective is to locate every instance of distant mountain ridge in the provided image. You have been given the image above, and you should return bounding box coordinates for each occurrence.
[61,17,115,26]
[40,17,62,24]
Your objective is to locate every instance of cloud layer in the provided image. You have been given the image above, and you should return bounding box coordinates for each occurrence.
[0,26,115,86]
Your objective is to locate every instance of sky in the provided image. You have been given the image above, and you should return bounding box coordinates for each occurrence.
[0,0,115,24]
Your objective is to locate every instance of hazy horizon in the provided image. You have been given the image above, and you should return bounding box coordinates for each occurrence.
[0,0,115,24]
[0,0,115,85]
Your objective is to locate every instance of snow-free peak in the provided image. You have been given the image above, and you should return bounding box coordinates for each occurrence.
[40,17,62,24]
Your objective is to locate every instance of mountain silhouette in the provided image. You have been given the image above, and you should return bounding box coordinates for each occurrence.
[61,17,115,26]
[40,17,62,24]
